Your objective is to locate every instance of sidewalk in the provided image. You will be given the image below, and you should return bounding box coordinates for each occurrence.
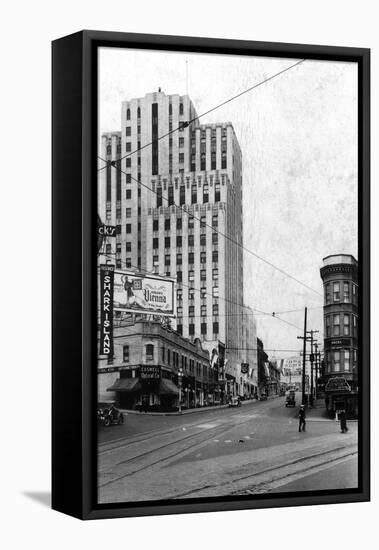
[120,398,259,416]
[304,405,358,423]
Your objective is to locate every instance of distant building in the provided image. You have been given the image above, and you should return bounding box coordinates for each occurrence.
[257,338,268,396]
[320,254,358,416]
[98,321,213,411]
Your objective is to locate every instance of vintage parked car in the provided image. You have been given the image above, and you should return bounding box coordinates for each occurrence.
[97,402,124,427]
[285,390,296,408]
[228,396,241,407]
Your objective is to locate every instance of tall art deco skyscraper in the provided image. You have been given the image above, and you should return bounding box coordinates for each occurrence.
[99,90,253,394]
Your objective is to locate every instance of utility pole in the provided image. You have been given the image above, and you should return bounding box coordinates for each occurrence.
[314,342,319,400]
[297,307,308,406]
[307,329,319,406]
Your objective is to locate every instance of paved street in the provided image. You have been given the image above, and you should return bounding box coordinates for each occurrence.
[98,393,358,504]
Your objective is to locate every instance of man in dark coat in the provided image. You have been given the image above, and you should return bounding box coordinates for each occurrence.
[298,404,306,432]
[339,409,348,433]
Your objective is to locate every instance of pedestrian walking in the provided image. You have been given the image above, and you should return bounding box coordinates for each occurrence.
[339,409,348,433]
[298,404,306,432]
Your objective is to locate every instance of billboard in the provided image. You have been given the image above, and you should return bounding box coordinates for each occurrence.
[114,271,176,317]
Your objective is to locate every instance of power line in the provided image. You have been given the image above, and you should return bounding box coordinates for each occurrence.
[98,58,306,170]
[98,159,323,299]
[99,253,302,332]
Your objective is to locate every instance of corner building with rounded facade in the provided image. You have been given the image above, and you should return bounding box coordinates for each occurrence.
[320,254,358,416]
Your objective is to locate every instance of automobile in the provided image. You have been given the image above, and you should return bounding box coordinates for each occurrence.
[97,402,124,427]
[285,390,296,408]
[228,396,241,407]
[259,394,268,401]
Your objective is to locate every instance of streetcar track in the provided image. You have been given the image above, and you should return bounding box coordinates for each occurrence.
[168,445,357,499]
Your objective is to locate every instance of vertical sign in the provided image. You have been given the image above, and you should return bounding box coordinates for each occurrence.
[100,264,114,356]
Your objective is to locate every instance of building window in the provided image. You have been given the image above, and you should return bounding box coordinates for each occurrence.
[180,186,185,205]
[189,324,195,336]
[126,108,130,120]
[126,174,132,183]
[177,289,183,301]
[191,184,197,204]
[325,315,331,337]
[126,126,131,136]
[168,186,174,206]
[212,303,219,315]
[153,255,159,266]
[201,305,207,317]
[126,242,131,252]
[165,237,171,248]
[201,323,207,335]
[212,233,218,245]
[343,314,350,336]
[126,142,131,152]
[333,314,340,336]
[126,158,131,168]
[333,282,340,302]
[221,151,227,169]
[200,234,206,246]
[343,282,350,303]
[176,235,182,248]
[125,208,131,218]
[213,286,219,297]
[333,351,340,372]
[126,189,132,199]
[200,269,206,281]
[188,234,194,247]
[177,271,182,282]
[188,252,194,264]
[126,224,131,234]
[189,306,195,317]
[212,214,218,227]
[177,325,183,335]
[189,270,194,281]
[177,306,183,316]
[179,153,185,164]
[188,216,194,230]
[137,106,141,118]
[153,219,159,231]
[126,258,131,268]
[156,186,162,207]
[106,243,112,254]
[176,253,182,265]
[203,184,209,203]
[161,346,165,363]
[200,153,206,171]
[177,217,182,230]
[200,252,206,263]
[153,237,159,249]
[201,287,207,299]
[213,322,219,334]
[344,350,350,371]
[215,183,220,202]
[200,215,206,228]
[212,268,218,280]
[116,259,121,269]
[123,345,129,362]
[353,315,357,337]
[179,137,184,148]
[179,102,184,115]
[212,250,218,263]
[164,218,170,231]
[188,288,195,301]
[165,254,171,266]
[146,344,154,361]
[211,152,216,170]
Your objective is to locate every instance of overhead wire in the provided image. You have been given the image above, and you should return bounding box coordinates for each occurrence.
[98,58,306,170]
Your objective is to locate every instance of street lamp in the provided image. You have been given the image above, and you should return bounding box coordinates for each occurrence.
[178,367,183,414]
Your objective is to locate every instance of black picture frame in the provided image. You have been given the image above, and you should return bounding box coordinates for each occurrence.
[52,30,370,520]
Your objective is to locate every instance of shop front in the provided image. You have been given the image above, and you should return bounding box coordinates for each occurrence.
[325,376,358,418]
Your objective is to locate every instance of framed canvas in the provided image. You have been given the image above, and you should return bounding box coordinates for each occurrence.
[52,30,370,520]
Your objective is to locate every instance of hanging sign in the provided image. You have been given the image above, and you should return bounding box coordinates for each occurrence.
[100,264,114,356]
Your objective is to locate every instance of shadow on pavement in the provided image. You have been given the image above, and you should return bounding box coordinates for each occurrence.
[22,491,51,508]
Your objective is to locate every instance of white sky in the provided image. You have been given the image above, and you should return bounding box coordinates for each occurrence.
[99,47,358,359]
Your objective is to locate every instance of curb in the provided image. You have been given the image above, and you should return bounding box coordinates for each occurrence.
[120,398,260,416]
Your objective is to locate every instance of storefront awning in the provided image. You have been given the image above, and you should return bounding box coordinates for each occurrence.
[159,379,179,395]
[107,378,141,392]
